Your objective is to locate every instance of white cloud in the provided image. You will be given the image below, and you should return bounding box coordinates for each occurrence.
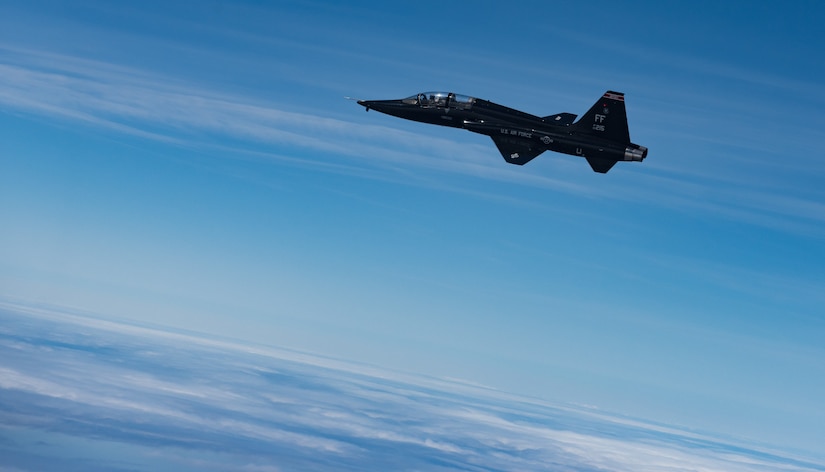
[1,301,823,471]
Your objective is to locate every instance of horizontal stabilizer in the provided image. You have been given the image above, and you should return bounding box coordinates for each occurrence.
[543,113,577,126]
[491,136,544,165]
[586,157,618,173]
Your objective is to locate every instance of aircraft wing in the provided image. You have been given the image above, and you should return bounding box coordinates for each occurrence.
[491,136,545,165]
[585,157,618,173]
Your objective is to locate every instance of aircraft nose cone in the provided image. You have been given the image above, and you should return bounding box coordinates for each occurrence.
[355,99,403,115]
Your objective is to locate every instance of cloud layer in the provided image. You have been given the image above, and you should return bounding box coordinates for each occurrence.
[1,301,822,472]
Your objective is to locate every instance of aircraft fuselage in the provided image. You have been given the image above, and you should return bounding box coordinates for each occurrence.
[357,91,647,173]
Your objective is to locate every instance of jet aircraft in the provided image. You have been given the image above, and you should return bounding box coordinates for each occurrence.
[357,91,647,173]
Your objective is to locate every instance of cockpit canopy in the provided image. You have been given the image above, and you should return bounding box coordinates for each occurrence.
[402,92,475,109]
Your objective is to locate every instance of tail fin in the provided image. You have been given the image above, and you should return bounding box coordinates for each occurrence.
[573,91,630,143]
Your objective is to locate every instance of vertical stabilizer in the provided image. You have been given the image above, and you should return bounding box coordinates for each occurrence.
[573,91,631,144]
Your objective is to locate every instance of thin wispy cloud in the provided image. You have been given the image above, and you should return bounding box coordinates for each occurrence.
[0,46,616,212]
[0,46,591,192]
[1,44,823,236]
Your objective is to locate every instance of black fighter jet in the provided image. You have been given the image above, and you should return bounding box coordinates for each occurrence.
[357,91,647,173]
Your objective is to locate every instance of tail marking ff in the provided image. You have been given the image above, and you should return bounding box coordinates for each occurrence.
[573,91,631,144]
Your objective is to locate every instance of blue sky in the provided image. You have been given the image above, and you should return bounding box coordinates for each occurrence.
[1,0,824,459]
